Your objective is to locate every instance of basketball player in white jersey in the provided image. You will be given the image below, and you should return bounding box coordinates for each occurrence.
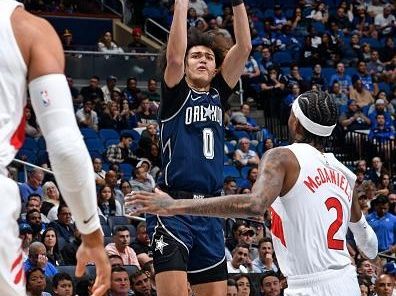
[0,1,110,294]
[127,90,378,296]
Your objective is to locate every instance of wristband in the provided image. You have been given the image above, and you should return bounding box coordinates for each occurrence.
[232,0,243,6]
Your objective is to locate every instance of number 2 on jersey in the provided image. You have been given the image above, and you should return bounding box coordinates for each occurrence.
[325,197,344,250]
[203,128,214,159]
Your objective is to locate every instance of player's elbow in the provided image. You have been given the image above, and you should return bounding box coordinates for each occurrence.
[248,193,266,216]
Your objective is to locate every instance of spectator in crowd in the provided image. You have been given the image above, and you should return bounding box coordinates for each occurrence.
[25,267,52,296]
[224,177,238,196]
[233,274,253,296]
[20,223,33,259]
[128,28,147,53]
[380,37,396,64]
[102,75,121,103]
[236,104,261,137]
[377,174,392,197]
[227,278,238,296]
[368,114,395,143]
[252,238,278,273]
[260,271,281,296]
[109,266,131,296]
[131,222,150,255]
[60,228,81,266]
[25,104,41,138]
[258,47,273,76]
[188,0,208,17]
[356,259,376,284]
[329,62,352,95]
[106,131,139,166]
[26,209,46,241]
[119,99,139,130]
[239,167,258,191]
[97,185,122,220]
[349,76,374,109]
[130,165,155,192]
[93,157,106,186]
[241,54,261,100]
[105,226,140,267]
[330,6,351,34]
[355,169,367,193]
[329,81,348,112]
[225,221,248,254]
[136,97,158,127]
[368,98,393,129]
[137,253,156,291]
[227,243,250,273]
[61,29,75,51]
[80,75,104,102]
[367,195,396,252]
[367,157,387,185]
[75,98,98,131]
[187,7,207,30]
[109,254,124,267]
[283,83,301,120]
[207,17,232,40]
[120,179,132,198]
[98,31,124,53]
[309,64,327,90]
[130,270,156,296]
[374,274,395,296]
[355,61,378,95]
[237,225,258,261]
[41,227,63,266]
[367,50,385,79]
[48,204,75,244]
[136,124,159,160]
[142,78,161,104]
[339,100,371,132]
[369,91,395,116]
[308,1,328,23]
[123,77,141,108]
[233,138,259,168]
[41,181,61,221]
[52,272,74,296]
[259,66,285,114]
[282,63,309,92]
[66,76,82,109]
[374,4,395,37]
[19,168,44,204]
[272,4,287,29]
[24,242,58,277]
[105,170,125,205]
[21,194,50,224]
[98,100,124,130]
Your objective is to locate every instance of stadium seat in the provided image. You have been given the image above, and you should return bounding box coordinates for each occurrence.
[378,82,391,94]
[241,166,251,179]
[101,224,112,237]
[99,129,119,143]
[104,236,113,247]
[105,138,119,147]
[223,165,240,179]
[120,129,141,142]
[235,177,247,188]
[263,9,274,18]
[360,38,381,49]
[108,216,130,230]
[312,21,326,34]
[22,137,38,152]
[272,51,293,66]
[225,141,236,154]
[124,265,140,276]
[299,67,312,79]
[80,128,98,140]
[85,138,105,154]
[119,163,134,180]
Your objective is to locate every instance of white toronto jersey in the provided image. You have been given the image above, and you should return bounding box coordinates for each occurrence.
[0,0,27,172]
[271,143,356,277]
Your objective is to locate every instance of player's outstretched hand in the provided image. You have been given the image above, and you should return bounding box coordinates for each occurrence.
[75,229,111,296]
[125,188,175,216]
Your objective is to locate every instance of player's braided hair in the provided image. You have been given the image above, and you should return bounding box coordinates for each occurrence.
[295,90,338,148]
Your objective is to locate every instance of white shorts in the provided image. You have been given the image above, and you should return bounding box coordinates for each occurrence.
[284,264,360,296]
[0,174,25,295]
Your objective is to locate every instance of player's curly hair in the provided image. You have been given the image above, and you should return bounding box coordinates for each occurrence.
[294,90,338,148]
[159,28,226,74]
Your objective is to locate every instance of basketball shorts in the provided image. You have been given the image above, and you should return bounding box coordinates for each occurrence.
[0,174,25,295]
[146,213,227,285]
[284,264,360,296]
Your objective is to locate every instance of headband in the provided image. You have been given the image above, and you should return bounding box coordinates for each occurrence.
[291,95,336,137]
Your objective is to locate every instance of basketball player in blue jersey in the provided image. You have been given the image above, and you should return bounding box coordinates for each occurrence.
[138,0,250,295]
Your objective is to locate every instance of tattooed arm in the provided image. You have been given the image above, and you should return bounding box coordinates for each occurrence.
[129,147,291,218]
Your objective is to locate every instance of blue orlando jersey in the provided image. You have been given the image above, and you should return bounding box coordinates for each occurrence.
[157,74,232,195]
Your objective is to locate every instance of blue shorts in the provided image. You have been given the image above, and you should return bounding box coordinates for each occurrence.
[146,214,227,285]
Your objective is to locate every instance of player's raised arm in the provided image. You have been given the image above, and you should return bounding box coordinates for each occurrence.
[163,0,189,88]
[220,0,252,88]
[13,9,110,295]
[128,147,291,218]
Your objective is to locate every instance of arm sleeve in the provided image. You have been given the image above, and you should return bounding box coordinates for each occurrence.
[348,214,378,259]
[29,74,100,235]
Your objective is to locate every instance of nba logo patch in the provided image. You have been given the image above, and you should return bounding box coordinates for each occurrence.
[40,90,51,107]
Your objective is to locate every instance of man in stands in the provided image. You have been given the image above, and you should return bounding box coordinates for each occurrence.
[233,137,260,168]
[131,221,150,255]
[75,98,99,131]
[48,204,75,243]
[102,75,121,103]
[21,193,50,223]
[106,131,139,166]
[19,223,33,259]
[260,271,281,296]
[227,243,250,273]
[19,168,44,204]
[80,75,104,102]
[374,274,395,296]
[109,266,131,296]
[24,242,57,277]
[105,226,140,267]
[329,62,353,95]
[130,270,156,296]
[252,238,278,273]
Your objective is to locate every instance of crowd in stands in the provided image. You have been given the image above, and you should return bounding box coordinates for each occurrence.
[13,0,396,295]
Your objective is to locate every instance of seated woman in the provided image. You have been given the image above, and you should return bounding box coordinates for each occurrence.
[41,227,64,266]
